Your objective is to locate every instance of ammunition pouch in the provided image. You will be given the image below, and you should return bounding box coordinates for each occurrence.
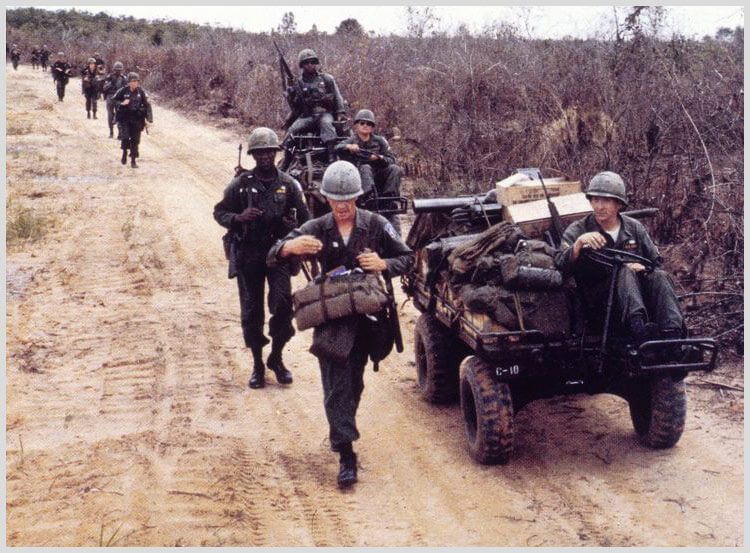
[498,239,562,290]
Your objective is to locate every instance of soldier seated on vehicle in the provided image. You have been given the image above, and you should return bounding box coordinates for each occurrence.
[335,109,404,236]
[279,48,347,170]
[554,171,684,343]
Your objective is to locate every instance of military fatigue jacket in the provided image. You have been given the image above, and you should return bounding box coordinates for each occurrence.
[214,169,310,259]
[288,70,346,117]
[52,61,72,82]
[112,86,153,123]
[335,133,396,168]
[102,73,127,98]
[554,213,663,276]
[80,66,100,90]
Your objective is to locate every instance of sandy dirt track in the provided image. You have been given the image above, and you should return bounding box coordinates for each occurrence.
[5,65,744,546]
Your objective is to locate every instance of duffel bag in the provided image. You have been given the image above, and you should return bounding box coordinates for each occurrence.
[293,272,389,331]
[499,238,563,290]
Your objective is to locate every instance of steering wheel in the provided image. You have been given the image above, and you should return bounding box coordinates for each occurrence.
[580,247,655,273]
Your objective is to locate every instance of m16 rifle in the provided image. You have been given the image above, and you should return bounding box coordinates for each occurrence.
[537,171,565,248]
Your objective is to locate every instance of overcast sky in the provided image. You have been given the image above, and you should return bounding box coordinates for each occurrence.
[25,4,745,39]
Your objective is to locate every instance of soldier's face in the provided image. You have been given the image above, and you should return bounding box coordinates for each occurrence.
[251,148,277,170]
[590,196,622,226]
[128,81,138,90]
[327,198,357,225]
[356,121,374,137]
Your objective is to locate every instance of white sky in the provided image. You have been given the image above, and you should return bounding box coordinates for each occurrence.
[21,4,746,39]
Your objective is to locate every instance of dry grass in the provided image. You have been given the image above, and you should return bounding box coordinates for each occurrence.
[6,203,55,244]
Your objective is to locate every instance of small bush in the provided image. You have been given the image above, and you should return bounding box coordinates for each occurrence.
[7,206,53,243]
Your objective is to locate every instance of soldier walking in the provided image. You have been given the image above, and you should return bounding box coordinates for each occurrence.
[51,52,72,102]
[112,72,153,168]
[30,45,40,70]
[335,109,404,235]
[213,128,311,389]
[279,48,347,170]
[267,160,413,489]
[10,44,21,70]
[40,45,50,72]
[102,61,127,138]
[81,57,100,119]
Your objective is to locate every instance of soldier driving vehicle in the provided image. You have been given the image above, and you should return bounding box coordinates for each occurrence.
[102,61,127,138]
[81,57,100,119]
[279,48,347,171]
[267,160,413,490]
[213,127,311,390]
[112,72,153,168]
[51,52,73,102]
[335,108,405,236]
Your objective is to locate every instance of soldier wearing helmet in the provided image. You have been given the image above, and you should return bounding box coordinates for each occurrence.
[31,45,40,70]
[40,45,50,72]
[213,127,311,390]
[554,171,684,343]
[279,48,347,170]
[81,57,101,119]
[335,108,404,235]
[51,52,73,101]
[268,160,413,489]
[112,72,153,167]
[102,61,127,138]
[9,43,21,70]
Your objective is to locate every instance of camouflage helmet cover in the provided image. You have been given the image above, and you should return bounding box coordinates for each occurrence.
[113,61,124,71]
[586,171,628,207]
[354,109,375,125]
[320,161,363,201]
[58,51,65,56]
[298,48,319,67]
[246,127,281,152]
[87,57,96,64]
[127,71,140,82]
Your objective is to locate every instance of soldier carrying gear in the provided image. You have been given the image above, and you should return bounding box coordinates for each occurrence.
[81,57,100,119]
[554,171,685,344]
[51,52,72,102]
[31,45,40,70]
[279,48,347,170]
[112,72,153,168]
[40,45,50,71]
[267,160,413,489]
[102,61,127,138]
[213,127,311,390]
[10,43,21,70]
[335,108,404,235]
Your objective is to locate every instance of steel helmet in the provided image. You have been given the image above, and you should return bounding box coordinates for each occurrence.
[354,109,375,125]
[298,48,319,67]
[94,52,101,57]
[113,61,124,71]
[87,57,96,64]
[127,72,140,82]
[246,127,281,152]
[321,161,363,201]
[58,51,65,57]
[586,171,628,207]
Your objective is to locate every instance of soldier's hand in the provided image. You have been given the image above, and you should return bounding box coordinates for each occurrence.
[370,154,380,161]
[121,98,130,106]
[337,113,346,122]
[625,262,646,273]
[576,232,607,250]
[346,144,360,153]
[357,251,387,272]
[281,235,323,257]
[235,207,263,222]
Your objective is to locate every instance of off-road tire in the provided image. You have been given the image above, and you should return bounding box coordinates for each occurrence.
[459,355,514,464]
[628,376,687,449]
[414,313,466,403]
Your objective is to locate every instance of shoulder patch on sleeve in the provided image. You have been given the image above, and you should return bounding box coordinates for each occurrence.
[383,221,399,240]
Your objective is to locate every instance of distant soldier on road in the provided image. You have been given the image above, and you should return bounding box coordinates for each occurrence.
[51,52,73,102]
[213,127,311,389]
[10,44,21,70]
[80,57,101,119]
[40,45,50,72]
[30,45,40,70]
[335,109,404,235]
[102,61,127,138]
[112,72,153,168]
[267,160,413,489]
[279,48,347,170]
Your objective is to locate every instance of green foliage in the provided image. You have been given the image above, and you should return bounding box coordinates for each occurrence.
[335,18,365,37]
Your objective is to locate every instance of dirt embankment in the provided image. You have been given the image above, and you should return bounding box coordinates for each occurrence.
[5,65,744,547]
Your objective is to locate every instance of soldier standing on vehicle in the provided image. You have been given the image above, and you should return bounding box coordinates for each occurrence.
[213,128,311,389]
[267,160,413,489]
[40,45,50,72]
[554,171,684,342]
[30,45,40,70]
[81,57,100,119]
[52,52,72,102]
[102,61,127,138]
[10,44,21,70]
[279,48,347,170]
[335,109,404,235]
[112,72,153,168]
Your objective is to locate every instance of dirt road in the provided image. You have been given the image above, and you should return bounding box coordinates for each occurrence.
[5,65,744,546]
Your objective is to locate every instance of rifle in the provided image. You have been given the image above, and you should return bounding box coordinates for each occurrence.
[234,143,245,176]
[383,270,404,354]
[538,171,565,248]
[273,40,295,90]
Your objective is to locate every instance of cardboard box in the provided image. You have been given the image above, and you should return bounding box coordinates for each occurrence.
[496,175,583,206]
[503,192,593,239]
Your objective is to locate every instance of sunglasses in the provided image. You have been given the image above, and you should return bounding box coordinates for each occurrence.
[357,121,374,127]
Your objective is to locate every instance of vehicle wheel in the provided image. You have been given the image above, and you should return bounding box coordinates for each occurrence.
[628,376,687,449]
[414,313,467,403]
[459,356,514,464]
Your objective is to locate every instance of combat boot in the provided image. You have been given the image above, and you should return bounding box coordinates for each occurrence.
[337,445,357,489]
[109,127,113,138]
[121,149,128,165]
[267,349,293,385]
[131,157,138,168]
[93,111,97,120]
[248,347,265,389]
[87,111,91,119]
[326,141,338,164]
[628,315,658,345]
